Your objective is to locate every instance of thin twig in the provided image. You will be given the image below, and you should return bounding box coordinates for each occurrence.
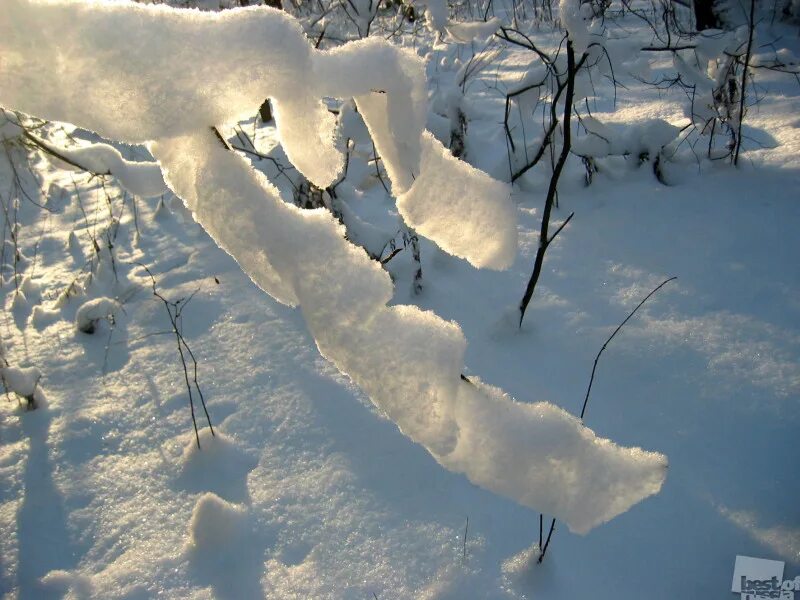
[580,276,677,420]
[135,262,214,448]
[463,516,469,561]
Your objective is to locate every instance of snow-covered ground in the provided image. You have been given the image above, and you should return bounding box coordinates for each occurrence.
[1,1,799,598]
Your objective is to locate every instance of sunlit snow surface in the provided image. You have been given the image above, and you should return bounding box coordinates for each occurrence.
[0,0,798,598]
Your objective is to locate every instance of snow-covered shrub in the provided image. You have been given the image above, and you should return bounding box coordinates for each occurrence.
[75,297,123,334]
[1,365,44,408]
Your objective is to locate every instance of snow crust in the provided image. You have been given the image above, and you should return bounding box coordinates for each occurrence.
[0,0,667,533]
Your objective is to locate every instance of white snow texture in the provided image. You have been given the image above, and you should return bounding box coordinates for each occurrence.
[74,297,123,333]
[0,0,667,533]
[51,142,167,198]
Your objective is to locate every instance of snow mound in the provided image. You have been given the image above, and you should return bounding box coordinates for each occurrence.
[40,570,95,598]
[573,117,681,159]
[1,365,41,398]
[446,18,501,43]
[75,297,122,334]
[178,429,258,503]
[501,543,541,577]
[187,492,248,552]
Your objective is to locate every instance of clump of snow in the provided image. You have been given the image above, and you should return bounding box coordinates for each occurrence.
[446,17,501,43]
[1,364,45,409]
[1,365,41,399]
[19,275,40,300]
[1,0,518,270]
[187,492,248,551]
[559,0,592,55]
[31,304,61,329]
[573,117,681,159]
[337,101,371,145]
[152,131,665,533]
[47,142,168,198]
[439,379,667,534]
[419,0,499,41]
[178,428,258,503]
[672,53,713,92]
[40,570,95,598]
[397,132,516,269]
[2,0,344,186]
[75,297,122,334]
[420,0,448,31]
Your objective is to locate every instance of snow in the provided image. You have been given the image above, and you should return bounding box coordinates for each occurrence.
[48,142,167,198]
[0,0,670,531]
[178,428,258,503]
[424,0,449,31]
[442,379,666,534]
[559,0,592,55]
[1,0,799,597]
[0,111,24,141]
[397,132,517,269]
[0,366,41,399]
[188,492,248,551]
[501,543,541,578]
[446,17,501,43]
[0,0,668,535]
[74,297,122,334]
[148,128,666,533]
[1,0,518,267]
[573,117,681,159]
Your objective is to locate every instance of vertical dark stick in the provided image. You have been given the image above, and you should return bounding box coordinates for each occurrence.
[733,0,755,166]
[463,516,469,561]
[539,513,543,549]
[519,41,577,327]
[538,518,556,563]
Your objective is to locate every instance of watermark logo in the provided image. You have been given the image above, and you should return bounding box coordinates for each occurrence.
[732,556,800,599]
